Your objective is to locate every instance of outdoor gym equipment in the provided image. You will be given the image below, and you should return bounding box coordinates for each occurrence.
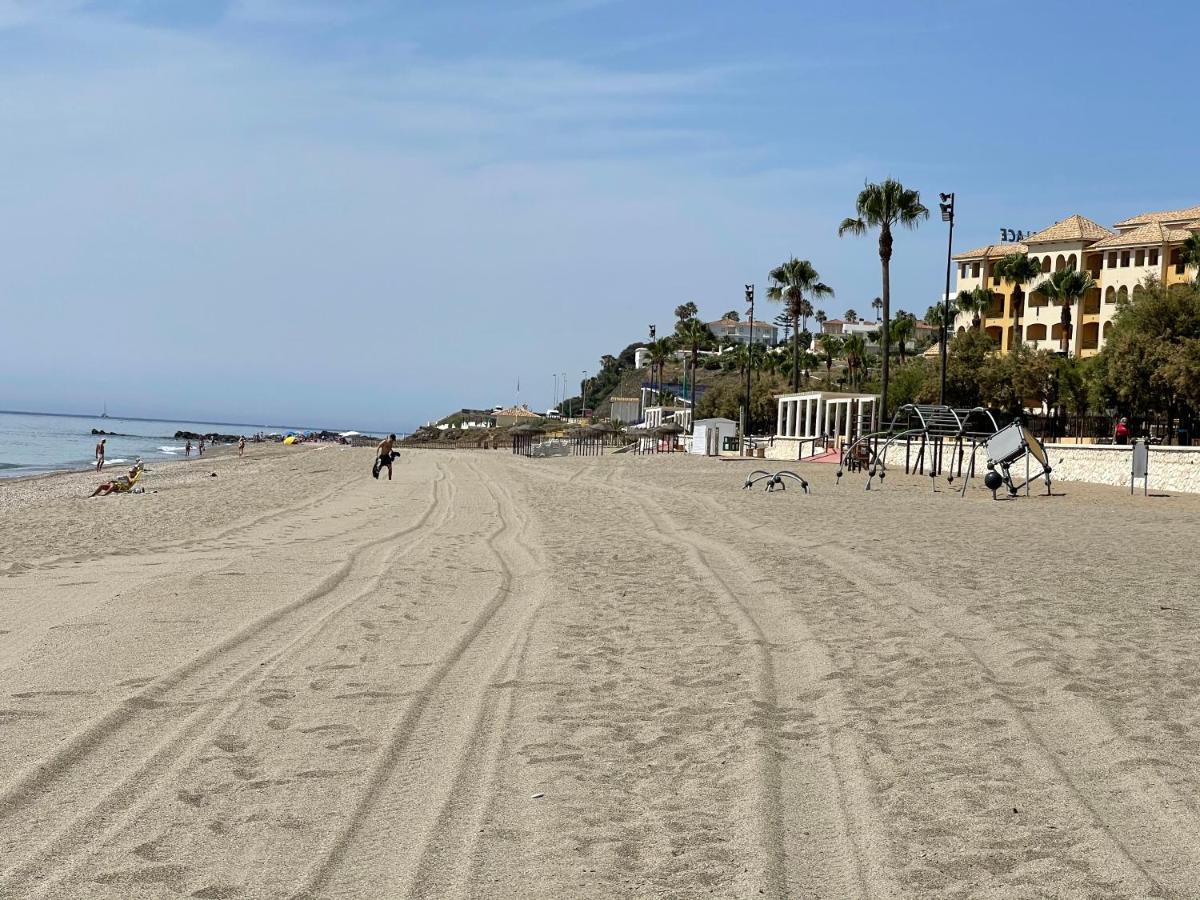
[960,421,1053,499]
[743,469,810,493]
[836,404,1004,491]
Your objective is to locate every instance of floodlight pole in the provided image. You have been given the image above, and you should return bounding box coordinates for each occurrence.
[939,192,956,405]
[744,283,755,456]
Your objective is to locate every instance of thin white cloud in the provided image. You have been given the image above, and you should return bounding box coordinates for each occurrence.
[223,0,368,26]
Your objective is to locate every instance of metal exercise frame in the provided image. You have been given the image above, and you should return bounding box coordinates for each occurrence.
[958,421,1053,499]
[837,404,1004,491]
[743,469,810,494]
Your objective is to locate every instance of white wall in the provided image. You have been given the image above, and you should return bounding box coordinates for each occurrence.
[878,441,1200,494]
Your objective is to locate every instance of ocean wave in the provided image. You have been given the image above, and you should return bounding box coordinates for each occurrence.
[158,446,186,454]
[0,462,28,470]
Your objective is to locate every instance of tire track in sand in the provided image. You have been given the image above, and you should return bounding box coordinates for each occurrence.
[601,464,891,899]
[289,455,550,900]
[624,466,1200,895]
[0,465,452,897]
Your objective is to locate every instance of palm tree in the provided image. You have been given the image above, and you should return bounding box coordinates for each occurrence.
[955,286,993,330]
[890,316,916,363]
[871,296,883,319]
[815,309,827,330]
[1180,233,1200,285]
[722,310,740,322]
[676,318,713,411]
[838,178,930,419]
[1034,269,1097,357]
[766,258,834,392]
[844,308,858,322]
[674,302,698,325]
[647,338,674,404]
[842,334,867,390]
[817,334,843,386]
[992,252,1043,347]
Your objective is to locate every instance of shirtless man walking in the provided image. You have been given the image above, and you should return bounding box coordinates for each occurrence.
[374,434,398,480]
[95,438,106,471]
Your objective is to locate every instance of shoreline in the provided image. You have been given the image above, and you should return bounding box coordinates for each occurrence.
[0,442,242,488]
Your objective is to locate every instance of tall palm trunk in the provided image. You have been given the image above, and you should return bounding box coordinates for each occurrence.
[879,229,893,417]
[791,313,801,392]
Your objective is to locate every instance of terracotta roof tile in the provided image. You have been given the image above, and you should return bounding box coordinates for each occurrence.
[1115,204,1200,228]
[1089,222,1192,250]
[953,242,1026,261]
[1023,214,1112,244]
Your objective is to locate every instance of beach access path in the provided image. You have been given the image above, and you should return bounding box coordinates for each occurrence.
[2,446,1200,898]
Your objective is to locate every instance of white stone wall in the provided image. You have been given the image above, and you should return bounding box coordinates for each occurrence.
[877,440,1200,494]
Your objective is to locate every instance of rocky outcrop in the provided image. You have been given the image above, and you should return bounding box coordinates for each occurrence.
[174,430,241,443]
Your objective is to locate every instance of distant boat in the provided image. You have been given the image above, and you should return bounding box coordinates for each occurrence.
[100,402,109,419]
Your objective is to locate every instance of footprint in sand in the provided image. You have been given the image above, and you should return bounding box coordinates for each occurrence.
[212,734,249,753]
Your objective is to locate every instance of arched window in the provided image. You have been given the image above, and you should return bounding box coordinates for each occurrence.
[1029,290,1047,307]
[1117,286,1128,304]
[1051,322,1065,342]
[1041,256,1051,273]
[984,325,1003,346]
[1081,322,1100,350]
[1133,283,1145,299]
[1083,288,1101,315]
[1103,321,1113,340]
[988,293,1005,318]
[1026,323,1047,341]
[1055,254,1066,272]
[957,325,966,335]
[1067,254,1077,271]
[1105,286,1117,304]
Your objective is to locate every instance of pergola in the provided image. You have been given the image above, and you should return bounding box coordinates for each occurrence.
[775,391,879,454]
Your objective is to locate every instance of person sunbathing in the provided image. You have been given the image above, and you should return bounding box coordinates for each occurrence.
[90,465,141,497]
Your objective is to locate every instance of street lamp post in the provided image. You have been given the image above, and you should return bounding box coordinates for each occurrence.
[553,373,558,413]
[938,192,956,405]
[581,370,587,421]
[743,283,755,456]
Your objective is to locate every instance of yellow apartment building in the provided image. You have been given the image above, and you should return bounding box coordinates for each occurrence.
[952,205,1200,357]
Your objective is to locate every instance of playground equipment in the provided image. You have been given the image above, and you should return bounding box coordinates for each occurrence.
[837,404,1005,490]
[961,421,1053,499]
[743,469,810,493]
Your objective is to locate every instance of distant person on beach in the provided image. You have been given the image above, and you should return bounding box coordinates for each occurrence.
[1115,417,1130,445]
[90,465,139,497]
[238,436,246,457]
[185,440,192,457]
[373,434,398,480]
[198,437,205,456]
[95,438,105,471]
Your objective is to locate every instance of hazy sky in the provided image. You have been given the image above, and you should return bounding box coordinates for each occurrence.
[2,0,1196,430]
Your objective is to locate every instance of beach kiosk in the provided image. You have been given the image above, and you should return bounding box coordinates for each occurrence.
[767,390,879,461]
[690,418,737,456]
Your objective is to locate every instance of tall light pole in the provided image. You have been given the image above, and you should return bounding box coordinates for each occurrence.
[581,370,587,421]
[743,283,755,455]
[939,192,956,404]
[553,373,558,413]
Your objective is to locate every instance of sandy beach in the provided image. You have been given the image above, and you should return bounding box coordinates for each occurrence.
[3,446,1200,899]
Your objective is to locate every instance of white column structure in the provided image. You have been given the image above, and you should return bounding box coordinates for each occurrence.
[844,401,853,445]
[788,400,798,437]
[833,402,843,447]
[776,402,785,437]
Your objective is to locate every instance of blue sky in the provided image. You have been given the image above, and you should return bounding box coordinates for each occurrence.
[1,0,1195,430]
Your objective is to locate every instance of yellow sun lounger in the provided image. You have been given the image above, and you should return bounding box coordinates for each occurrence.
[111,468,143,493]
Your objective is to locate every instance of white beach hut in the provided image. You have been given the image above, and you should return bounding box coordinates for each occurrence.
[690,418,737,456]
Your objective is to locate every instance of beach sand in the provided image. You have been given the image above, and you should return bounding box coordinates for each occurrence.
[2,446,1200,898]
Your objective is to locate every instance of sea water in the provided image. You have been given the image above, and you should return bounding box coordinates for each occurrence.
[0,411,316,478]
